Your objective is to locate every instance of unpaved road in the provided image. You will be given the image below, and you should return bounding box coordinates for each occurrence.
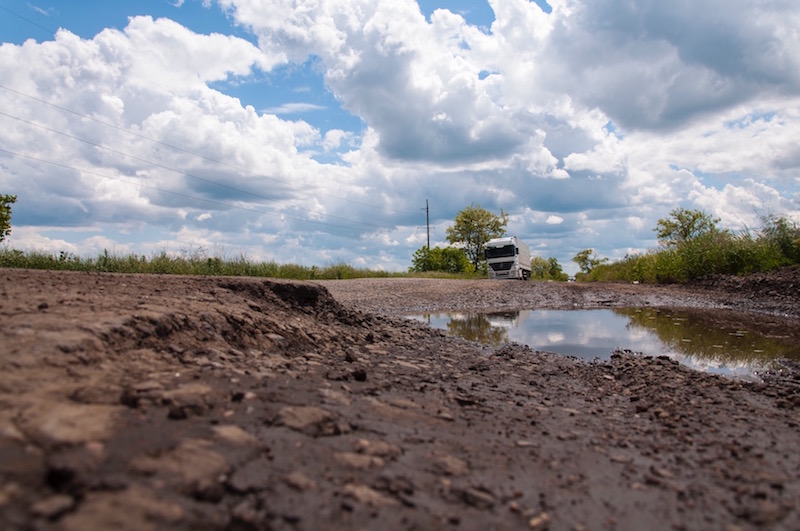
[1,268,799,530]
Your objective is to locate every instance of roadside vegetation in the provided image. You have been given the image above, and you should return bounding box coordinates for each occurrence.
[0,248,402,279]
[574,209,800,283]
[3,192,797,283]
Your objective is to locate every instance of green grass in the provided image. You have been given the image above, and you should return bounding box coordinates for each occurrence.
[581,215,800,284]
[0,248,483,280]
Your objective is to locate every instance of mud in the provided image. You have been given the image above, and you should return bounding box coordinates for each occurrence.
[1,268,799,530]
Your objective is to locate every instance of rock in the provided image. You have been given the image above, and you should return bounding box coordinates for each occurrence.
[277,406,341,436]
[17,403,121,446]
[60,485,184,531]
[31,494,74,518]
[528,511,551,529]
[458,487,495,509]
[334,452,384,470]
[354,438,402,458]
[212,425,261,447]
[434,454,470,476]
[226,457,273,493]
[130,439,229,494]
[342,483,399,507]
[284,471,318,491]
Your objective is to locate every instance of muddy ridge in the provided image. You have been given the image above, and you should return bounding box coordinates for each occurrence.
[1,268,799,530]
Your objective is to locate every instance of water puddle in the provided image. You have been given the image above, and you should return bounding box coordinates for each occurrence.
[408,308,800,377]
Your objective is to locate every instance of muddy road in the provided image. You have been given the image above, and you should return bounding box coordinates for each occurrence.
[1,268,799,530]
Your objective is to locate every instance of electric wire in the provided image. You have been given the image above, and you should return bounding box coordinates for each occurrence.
[0,86,420,218]
[0,108,385,230]
[0,2,427,236]
[0,146,372,235]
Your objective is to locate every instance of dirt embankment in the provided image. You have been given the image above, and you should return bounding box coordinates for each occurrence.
[1,269,799,530]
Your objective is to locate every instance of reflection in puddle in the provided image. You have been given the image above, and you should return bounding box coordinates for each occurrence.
[409,308,800,377]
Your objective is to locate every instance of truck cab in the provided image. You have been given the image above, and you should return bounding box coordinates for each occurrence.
[485,236,531,280]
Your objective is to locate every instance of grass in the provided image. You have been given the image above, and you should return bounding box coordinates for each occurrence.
[0,248,484,280]
[580,215,800,284]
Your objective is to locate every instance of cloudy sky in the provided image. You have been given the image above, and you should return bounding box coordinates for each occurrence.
[1,0,798,274]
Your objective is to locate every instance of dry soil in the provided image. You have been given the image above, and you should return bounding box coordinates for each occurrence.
[1,268,799,530]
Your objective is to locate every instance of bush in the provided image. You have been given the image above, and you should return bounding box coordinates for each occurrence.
[410,246,471,274]
[576,215,800,284]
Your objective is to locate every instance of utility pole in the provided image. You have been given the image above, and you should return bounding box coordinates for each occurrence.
[425,199,430,250]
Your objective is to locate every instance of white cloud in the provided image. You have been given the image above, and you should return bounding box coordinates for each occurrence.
[261,102,326,115]
[1,1,799,274]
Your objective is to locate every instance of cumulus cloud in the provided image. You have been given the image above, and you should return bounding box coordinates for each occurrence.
[1,0,799,273]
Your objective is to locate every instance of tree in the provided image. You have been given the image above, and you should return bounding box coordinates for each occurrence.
[0,194,17,243]
[572,248,607,274]
[530,256,569,281]
[410,246,471,274]
[446,204,508,271]
[655,208,720,247]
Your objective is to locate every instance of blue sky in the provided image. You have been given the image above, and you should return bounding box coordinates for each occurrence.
[1,0,799,273]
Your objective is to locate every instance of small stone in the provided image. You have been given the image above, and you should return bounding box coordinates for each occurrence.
[342,483,399,507]
[227,457,272,493]
[212,425,260,447]
[434,454,469,476]
[354,438,402,458]
[610,454,633,464]
[460,487,495,509]
[528,511,551,529]
[277,406,339,436]
[32,494,74,518]
[285,471,317,491]
[649,465,674,479]
[334,452,384,470]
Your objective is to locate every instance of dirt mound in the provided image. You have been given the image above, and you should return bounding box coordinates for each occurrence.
[690,265,800,316]
[1,269,799,530]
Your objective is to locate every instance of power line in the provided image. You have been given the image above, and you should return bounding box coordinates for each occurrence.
[0,4,55,39]
[0,86,421,218]
[0,4,426,236]
[0,108,386,230]
[0,146,373,235]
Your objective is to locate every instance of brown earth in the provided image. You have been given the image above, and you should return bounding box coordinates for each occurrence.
[1,268,799,530]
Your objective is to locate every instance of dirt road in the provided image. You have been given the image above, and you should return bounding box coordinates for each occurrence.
[1,269,798,530]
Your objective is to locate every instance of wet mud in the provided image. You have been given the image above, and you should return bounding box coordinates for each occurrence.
[1,269,799,530]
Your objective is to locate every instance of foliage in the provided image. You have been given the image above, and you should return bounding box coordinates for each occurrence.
[579,214,800,284]
[572,248,608,275]
[0,248,405,280]
[760,214,800,264]
[530,256,569,281]
[410,246,471,274]
[1,194,17,243]
[445,203,508,271]
[655,208,721,247]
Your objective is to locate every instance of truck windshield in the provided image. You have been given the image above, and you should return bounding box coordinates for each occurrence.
[485,244,516,259]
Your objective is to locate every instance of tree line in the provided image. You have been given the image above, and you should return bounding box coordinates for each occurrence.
[3,194,798,282]
[573,208,800,283]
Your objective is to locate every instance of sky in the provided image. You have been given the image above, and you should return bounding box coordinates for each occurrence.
[1,0,798,275]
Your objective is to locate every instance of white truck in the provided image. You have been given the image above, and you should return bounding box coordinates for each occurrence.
[484,236,531,280]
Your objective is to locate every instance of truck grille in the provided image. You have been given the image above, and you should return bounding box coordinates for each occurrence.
[489,261,514,271]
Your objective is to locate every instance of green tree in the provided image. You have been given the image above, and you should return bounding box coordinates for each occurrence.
[410,246,471,273]
[530,256,569,280]
[655,208,721,247]
[572,248,607,274]
[1,194,17,243]
[446,203,508,271]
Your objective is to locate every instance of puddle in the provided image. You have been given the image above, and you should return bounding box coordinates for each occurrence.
[409,308,800,377]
